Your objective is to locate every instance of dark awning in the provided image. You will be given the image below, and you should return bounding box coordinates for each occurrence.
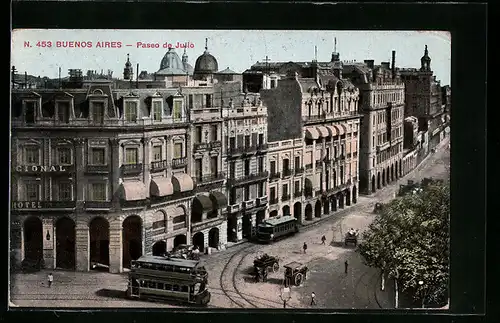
[193,195,213,212]
[304,177,313,188]
[210,191,228,209]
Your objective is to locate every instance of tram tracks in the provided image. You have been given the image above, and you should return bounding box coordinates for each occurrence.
[218,244,260,308]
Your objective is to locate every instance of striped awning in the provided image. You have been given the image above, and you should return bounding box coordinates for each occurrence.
[305,127,320,140]
[326,125,337,137]
[334,125,346,136]
[120,181,147,201]
[150,177,174,197]
[316,126,330,138]
[172,173,194,193]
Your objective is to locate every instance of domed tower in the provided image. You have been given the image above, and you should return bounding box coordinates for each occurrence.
[193,38,219,81]
[123,54,133,80]
[181,48,194,75]
[420,45,432,72]
[157,48,187,75]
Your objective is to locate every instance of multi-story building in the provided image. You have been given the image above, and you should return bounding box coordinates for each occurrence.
[217,81,269,242]
[10,63,196,273]
[343,51,405,195]
[399,45,448,151]
[260,48,361,224]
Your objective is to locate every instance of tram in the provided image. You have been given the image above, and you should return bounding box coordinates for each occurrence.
[256,215,299,243]
[126,255,211,306]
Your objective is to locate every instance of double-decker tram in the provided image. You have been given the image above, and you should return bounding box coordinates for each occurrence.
[256,215,299,243]
[127,255,211,306]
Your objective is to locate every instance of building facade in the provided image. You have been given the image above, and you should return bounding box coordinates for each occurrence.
[343,51,405,195]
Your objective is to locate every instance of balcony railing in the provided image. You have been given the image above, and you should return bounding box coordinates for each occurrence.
[315,190,322,197]
[121,163,143,175]
[295,167,305,175]
[150,191,194,205]
[120,199,149,208]
[227,171,268,186]
[210,141,222,149]
[269,197,278,205]
[305,164,313,170]
[194,142,210,151]
[150,160,168,172]
[243,200,255,209]
[85,164,110,173]
[346,153,352,159]
[227,204,240,213]
[256,196,268,206]
[269,172,281,180]
[315,161,323,169]
[304,190,313,198]
[281,194,291,202]
[171,157,187,168]
[282,169,292,177]
[257,144,268,152]
[173,223,187,231]
[195,172,225,185]
[294,191,303,198]
[84,201,112,209]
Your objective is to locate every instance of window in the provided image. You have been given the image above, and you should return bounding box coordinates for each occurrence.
[92,102,105,123]
[205,94,212,108]
[172,100,182,120]
[211,125,218,141]
[57,102,70,123]
[270,160,276,175]
[25,146,40,165]
[270,187,276,201]
[152,101,162,121]
[294,156,301,170]
[173,142,183,158]
[152,146,162,162]
[91,148,106,165]
[125,101,138,122]
[125,148,139,164]
[282,158,290,172]
[90,182,106,201]
[230,161,236,178]
[282,184,289,197]
[25,101,36,123]
[244,159,250,176]
[58,182,72,201]
[258,182,265,197]
[58,147,72,165]
[229,137,236,149]
[244,135,251,147]
[294,181,300,194]
[244,185,250,201]
[340,166,344,184]
[258,157,264,173]
[25,183,39,201]
[188,94,193,109]
[195,126,202,143]
[210,156,218,175]
[258,133,264,146]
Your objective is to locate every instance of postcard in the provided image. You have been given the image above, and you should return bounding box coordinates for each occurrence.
[10,29,451,309]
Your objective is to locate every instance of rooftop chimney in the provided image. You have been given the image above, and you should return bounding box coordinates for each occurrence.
[391,50,396,79]
[364,60,375,69]
[381,62,390,70]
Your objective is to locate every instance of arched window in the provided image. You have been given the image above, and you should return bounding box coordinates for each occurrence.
[152,211,166,230]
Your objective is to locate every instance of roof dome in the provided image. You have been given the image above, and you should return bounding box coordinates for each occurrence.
[194,50,218,74]
[157,48,186,75]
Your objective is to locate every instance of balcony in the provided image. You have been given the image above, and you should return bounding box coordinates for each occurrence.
[281,194,291,202]
[346,153,352,159]
[194,142,210,151]
[210,141,222,149]
[256,144,268,153]
[256,196,268,206]
[150,160,168,172]
[282,169,293,178]
[315,161,323,169]
[227,204,240,213]
[121,163,143,175]
[295,167,305,175]
[269,172,281,181]
[377,141,390,152]
[269,197,279,205]
[85,164,110,174]
[173,223,187,231]
[150,191,194,204]
[195,172,225,185]
[294,191,303,198]
[243,200,255,210]
[121,199,149,209]
[315,190,322,197]
[84,201,112,210]
[171,157,187,168]
[304,190,313,198]
[227,171,268,187]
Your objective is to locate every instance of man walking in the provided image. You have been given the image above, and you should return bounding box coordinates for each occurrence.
[321,235,326,245]
[303,242,308,254]
[47,273,53,288]
[310,291,317,305]
[344,260,349,274]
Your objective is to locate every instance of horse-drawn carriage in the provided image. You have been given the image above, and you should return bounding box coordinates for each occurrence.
[344,229,359,246]
[283,262,308,287]
[253,254,280,273]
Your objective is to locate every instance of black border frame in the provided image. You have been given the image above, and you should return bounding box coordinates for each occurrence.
[7,2,488,323]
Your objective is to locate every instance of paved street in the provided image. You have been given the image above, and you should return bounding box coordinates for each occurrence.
[10,138,449,309]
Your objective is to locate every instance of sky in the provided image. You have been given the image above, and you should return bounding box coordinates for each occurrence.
[11,29,451,86]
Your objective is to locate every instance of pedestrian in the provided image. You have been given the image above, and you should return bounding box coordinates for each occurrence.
[310,291,317,305]
[263,269,268,282]
[303,242,308,254]
[321,235,326,245]
[47,273,53,288]
[344,260,348,274]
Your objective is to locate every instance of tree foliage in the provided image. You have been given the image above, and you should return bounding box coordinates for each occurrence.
[357,180,450,305]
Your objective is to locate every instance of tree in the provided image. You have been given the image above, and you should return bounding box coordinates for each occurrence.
[357,180,450,307]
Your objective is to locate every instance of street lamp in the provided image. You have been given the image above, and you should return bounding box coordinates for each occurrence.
[279,287,291,308]
[418,280,426,308]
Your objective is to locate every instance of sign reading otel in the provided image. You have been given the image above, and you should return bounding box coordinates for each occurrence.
[11,165,73,210]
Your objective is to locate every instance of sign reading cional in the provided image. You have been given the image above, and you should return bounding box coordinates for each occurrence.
[15,165,70,173]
